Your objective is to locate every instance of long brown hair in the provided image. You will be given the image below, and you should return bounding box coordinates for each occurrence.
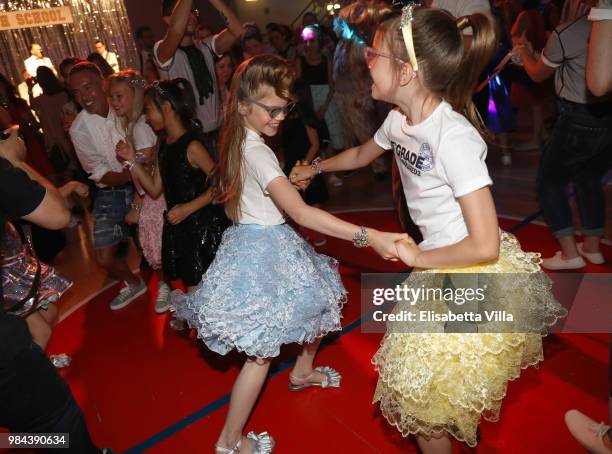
[378,7,497,133]
[214,55,294,222]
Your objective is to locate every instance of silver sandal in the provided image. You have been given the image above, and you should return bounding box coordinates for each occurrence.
[214,438,241,454]
[246,431,275,454]
[288,366,341,391]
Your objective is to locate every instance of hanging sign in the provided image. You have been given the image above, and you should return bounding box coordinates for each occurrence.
[0,6,73,31]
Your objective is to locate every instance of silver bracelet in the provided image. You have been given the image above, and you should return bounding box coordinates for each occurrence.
[352,226,369,248]
[311,157,323,175]
[125,160,136,171]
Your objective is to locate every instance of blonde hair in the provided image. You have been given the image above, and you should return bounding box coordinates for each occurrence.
[378,7,497,133]
[214,55,294,222]
[108,69,146,143]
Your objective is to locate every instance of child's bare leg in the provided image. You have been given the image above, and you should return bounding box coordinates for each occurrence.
[216,358,272,452]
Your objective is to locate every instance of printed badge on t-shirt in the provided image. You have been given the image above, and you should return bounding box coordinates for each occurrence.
[391,140,434,177]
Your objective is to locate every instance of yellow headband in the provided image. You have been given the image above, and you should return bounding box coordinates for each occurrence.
[400,3,419,72]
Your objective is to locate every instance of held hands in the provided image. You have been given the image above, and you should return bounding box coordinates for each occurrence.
[116,140,136,163]
[166,203,192,225]
[289,160,312,191]
[368,230,414,262]
[394,237,422,267]
[289,161,315,184]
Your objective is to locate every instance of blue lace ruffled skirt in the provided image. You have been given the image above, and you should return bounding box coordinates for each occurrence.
[171,223,347,358]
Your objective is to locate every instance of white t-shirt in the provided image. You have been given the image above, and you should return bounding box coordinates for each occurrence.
[132,116,157,150]
[24,56,54,78]
[103,51,120,73]
[110,115,156,150]
[153,37,222,133]
[70,108,125,187]
[374,102,492,250]
[238,128,286,225]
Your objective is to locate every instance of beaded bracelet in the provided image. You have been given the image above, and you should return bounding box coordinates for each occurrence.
[352,226,369,248]
[311,157,323,175]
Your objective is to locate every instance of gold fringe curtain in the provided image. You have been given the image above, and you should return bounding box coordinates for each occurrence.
[0,0,137,84]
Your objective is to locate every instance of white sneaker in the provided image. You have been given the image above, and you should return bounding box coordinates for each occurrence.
[541,251,586,270]
[577,243,605,265]
[110,279,147,310]
[155,282,171,314]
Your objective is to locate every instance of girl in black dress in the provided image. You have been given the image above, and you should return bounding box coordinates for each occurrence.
[117,78,230,293]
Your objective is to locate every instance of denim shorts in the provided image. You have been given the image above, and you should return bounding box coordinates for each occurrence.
[92,186,133,249]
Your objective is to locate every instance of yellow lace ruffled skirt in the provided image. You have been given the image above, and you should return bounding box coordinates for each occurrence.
[372,232,567,447]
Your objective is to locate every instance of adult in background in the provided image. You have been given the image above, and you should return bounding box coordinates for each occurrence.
[0,127,108,453]
[31,66,77,182]
[565,1,612,450]
[241,24,276,59]
[87,53,115,78]
[24,43,57,79]
[68,62,146,309]
[332,2,393,179]
[515,1,612,270]
[95,40,120,73]
[135,26,156,74]
[59,57,84,86]
[23,45,56,110]
[155,0,243,159]
[266,23,298,62]
[509,0,553,151]
[0,73,54,178]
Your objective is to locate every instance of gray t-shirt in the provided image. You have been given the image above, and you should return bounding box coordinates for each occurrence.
[542,15,610,104]
[153,37,222,133]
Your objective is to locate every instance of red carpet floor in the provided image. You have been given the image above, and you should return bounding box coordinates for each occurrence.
[33,211,612,453]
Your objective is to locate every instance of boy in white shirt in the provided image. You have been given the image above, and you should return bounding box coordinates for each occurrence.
[154,0,243,159]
